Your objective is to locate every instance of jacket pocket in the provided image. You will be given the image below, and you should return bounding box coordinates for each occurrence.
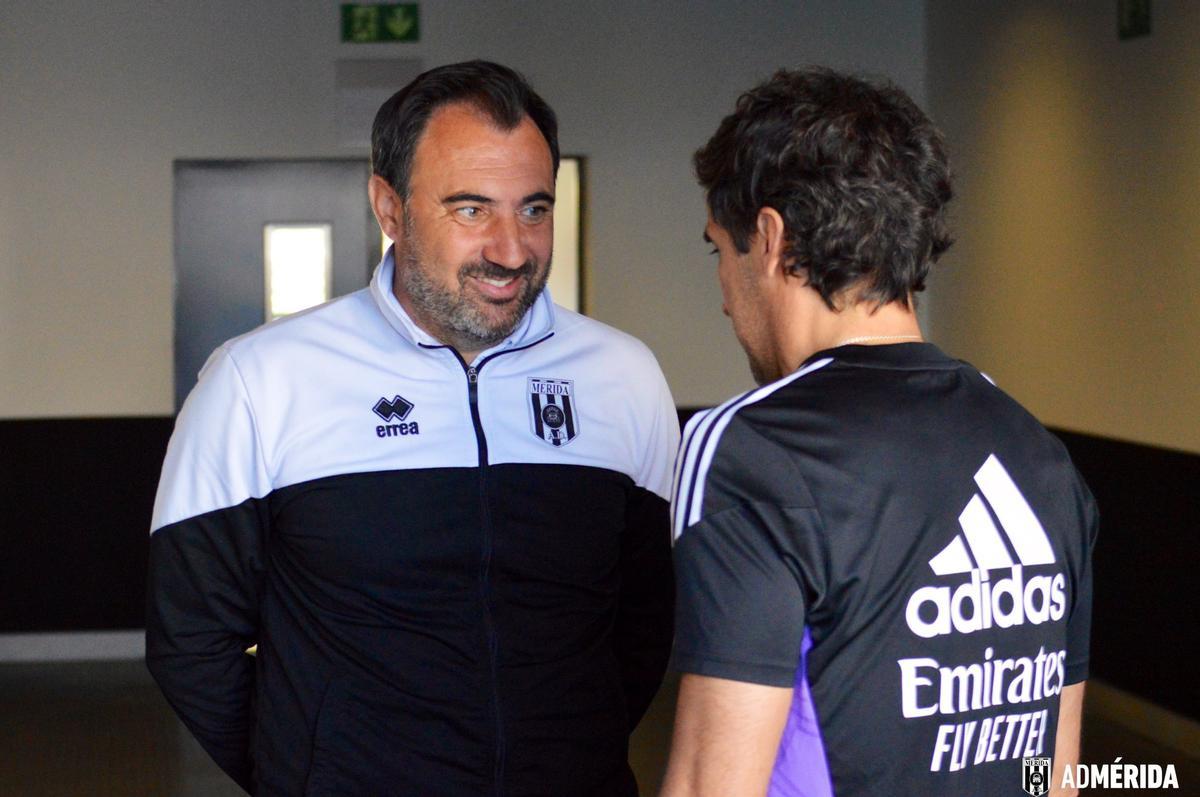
[303,675,350,796]
[302,673,492,796]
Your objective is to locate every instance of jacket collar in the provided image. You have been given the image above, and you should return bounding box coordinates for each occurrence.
[370,246,556,357]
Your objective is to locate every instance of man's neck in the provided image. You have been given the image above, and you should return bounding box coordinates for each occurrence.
[774,294,923,375]
[456,347,484,366]
[822,299,923,350]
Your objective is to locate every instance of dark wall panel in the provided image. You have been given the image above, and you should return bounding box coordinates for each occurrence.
[0,418,173,632]
[1052,429,1199,722]
[1,415,1195,723]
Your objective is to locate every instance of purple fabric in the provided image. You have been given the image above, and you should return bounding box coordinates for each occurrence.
[768,630,835,797]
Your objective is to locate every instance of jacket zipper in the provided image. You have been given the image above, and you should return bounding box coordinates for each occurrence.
[432,334,552,797]
[462,359,505,796]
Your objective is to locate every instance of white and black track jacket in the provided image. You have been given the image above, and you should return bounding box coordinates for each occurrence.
[146,252,679,796]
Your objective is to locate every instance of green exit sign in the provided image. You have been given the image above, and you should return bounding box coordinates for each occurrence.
[342,3,419,43]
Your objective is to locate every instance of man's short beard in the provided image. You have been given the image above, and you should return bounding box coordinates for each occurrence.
[396,213,549,351]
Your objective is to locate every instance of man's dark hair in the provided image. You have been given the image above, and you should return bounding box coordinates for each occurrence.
[371,60,559,197]
[695,67,953,307]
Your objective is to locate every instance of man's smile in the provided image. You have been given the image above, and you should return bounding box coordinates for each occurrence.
[469,272,525,302]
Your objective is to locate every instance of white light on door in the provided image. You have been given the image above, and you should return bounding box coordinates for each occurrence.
[264,223,332,320]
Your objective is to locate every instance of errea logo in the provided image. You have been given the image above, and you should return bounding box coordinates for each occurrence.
[373,394,419,437]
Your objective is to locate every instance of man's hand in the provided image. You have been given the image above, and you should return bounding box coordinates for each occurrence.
[659,673,793,797]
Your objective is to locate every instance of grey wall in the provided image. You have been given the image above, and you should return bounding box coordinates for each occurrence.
[0,1,927,417]
[926,0,1200,454]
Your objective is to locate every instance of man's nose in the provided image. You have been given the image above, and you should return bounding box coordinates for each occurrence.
[482,216,529,269]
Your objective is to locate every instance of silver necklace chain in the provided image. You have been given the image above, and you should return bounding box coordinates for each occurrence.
[836,334,923,347]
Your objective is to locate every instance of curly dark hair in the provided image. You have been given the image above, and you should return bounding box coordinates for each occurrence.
[372,60,559,197]
[695,67,953,307]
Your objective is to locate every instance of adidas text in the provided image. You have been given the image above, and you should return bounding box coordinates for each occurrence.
[906,565,1065,639]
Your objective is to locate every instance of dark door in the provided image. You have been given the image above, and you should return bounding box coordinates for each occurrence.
[173,159,378,409]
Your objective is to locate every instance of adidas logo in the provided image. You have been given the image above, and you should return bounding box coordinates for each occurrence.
[906,455,1066,639]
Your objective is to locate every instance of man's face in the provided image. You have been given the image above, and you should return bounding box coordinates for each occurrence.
[705,214,779,385]
[391,103,554,355]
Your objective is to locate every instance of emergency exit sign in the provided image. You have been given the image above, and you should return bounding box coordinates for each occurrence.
[342,4,419,43]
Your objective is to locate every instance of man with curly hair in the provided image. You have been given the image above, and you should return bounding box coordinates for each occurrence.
[662,68,1096,797]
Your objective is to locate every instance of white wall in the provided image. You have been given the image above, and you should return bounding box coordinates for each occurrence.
[927,1,1200,453]
[0,1,927,416]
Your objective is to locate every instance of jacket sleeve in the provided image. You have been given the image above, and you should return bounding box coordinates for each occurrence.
[615,364,680,730]
[145,347,272,793]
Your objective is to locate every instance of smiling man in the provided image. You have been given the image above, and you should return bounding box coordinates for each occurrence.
[147,61,678,796]
[661,68,1097,797]
[374,100,555,363]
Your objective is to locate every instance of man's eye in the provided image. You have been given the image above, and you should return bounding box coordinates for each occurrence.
[521,205,550,220]
[456,206,482,219]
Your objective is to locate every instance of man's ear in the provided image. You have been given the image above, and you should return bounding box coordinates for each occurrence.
[754,207,788,279]
[368,175,404,243]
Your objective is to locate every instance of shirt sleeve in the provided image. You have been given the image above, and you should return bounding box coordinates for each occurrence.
[145,346,272,792]
[670,414,823,687]
[1063,479,1099,685]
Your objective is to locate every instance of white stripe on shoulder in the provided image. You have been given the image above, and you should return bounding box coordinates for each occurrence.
[671,409,715,538]
[672,358,833,540]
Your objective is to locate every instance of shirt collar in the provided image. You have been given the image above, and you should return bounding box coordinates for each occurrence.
[804,341,957,370]
[370,246,556,357]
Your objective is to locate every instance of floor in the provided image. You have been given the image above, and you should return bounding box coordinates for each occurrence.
[1,660,1195,796]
